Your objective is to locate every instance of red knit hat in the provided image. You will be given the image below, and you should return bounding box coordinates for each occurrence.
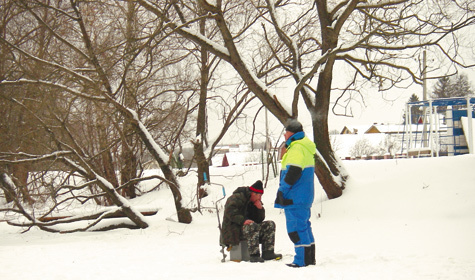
[249,180,264,194]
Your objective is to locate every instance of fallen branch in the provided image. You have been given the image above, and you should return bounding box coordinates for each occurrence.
[37,209,158,222]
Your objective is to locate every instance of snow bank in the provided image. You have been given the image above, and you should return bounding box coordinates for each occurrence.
[1,156,474,279]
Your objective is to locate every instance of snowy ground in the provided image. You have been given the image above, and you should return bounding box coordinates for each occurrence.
[1,155,475,280]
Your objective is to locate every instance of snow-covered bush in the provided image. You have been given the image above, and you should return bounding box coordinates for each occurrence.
[350,138,379,158]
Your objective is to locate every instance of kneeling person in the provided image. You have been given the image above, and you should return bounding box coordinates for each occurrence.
[220,180,282,262]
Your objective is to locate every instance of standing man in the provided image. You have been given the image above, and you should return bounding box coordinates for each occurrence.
[275,119,317,267]
[220,180,282,263]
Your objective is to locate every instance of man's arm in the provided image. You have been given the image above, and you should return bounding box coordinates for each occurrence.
[284,165,302,185]
[276,164,303,206]
[225,196,245,225]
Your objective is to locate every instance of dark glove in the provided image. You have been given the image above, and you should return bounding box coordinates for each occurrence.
[275,190,293,206]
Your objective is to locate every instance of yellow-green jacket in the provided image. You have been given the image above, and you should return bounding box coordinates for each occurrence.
[274,132,316,209]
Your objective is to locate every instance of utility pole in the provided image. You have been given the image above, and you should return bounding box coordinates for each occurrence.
[422,49,428,147]
[423,50,427,101]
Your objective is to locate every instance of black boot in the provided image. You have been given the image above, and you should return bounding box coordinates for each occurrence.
[286,263,303,268]
[249,254,264,263]
[262,250,282,261]
[304,244,316,266]
[311,244,316,265]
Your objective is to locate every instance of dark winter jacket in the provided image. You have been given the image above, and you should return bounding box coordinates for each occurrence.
[274,132,316,209]
[220,187,265,247]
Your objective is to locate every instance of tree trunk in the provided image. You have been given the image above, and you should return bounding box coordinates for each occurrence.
[194,142,209,202]
[312,57,346,199]
[120,0,138,199]
[120,124,138,199]
[194,13,211,212]
[310,2,349,199]
[100,149,119,205]
[130,118,192,224]
[313,125,345,199]
[96,126,119,206]
[11,164,35,205]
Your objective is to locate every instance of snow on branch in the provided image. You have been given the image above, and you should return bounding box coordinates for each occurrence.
[0,151,73,164]
[0,173,48,232]
[331,0,360,33]
[127,108,170,165]
[0,79,107,102]
[293,49,336,105]
[137,0,230,60]
[138,0,292,122]
[179,26,231,59]
[355,0,409,10]
[60,157,149,229]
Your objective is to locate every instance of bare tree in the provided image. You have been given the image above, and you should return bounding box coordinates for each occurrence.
[350,138,377,158]
[0,0,199,227]
[156,2,259,212]
[137,0,475,199]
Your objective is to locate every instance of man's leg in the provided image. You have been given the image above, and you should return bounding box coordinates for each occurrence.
[243,223,264,262]
[284,208,312,267]
[259,221,282,260]
[242,223,260,255]
[259,220,275,252]
[305,217,316,265]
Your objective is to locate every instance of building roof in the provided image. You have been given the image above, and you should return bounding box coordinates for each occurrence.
[340,125,373,135]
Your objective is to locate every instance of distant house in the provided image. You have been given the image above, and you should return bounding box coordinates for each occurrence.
[365,125,381,134]
[333,121,450,159]
[365,123,447,135]
[341,123,447,136]
[340,126,353,134]
[340,125,383,135]
[340,126,361,134]
[211,144,262,167]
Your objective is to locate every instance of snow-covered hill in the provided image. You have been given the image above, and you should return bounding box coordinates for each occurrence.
[1,155,474,279]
